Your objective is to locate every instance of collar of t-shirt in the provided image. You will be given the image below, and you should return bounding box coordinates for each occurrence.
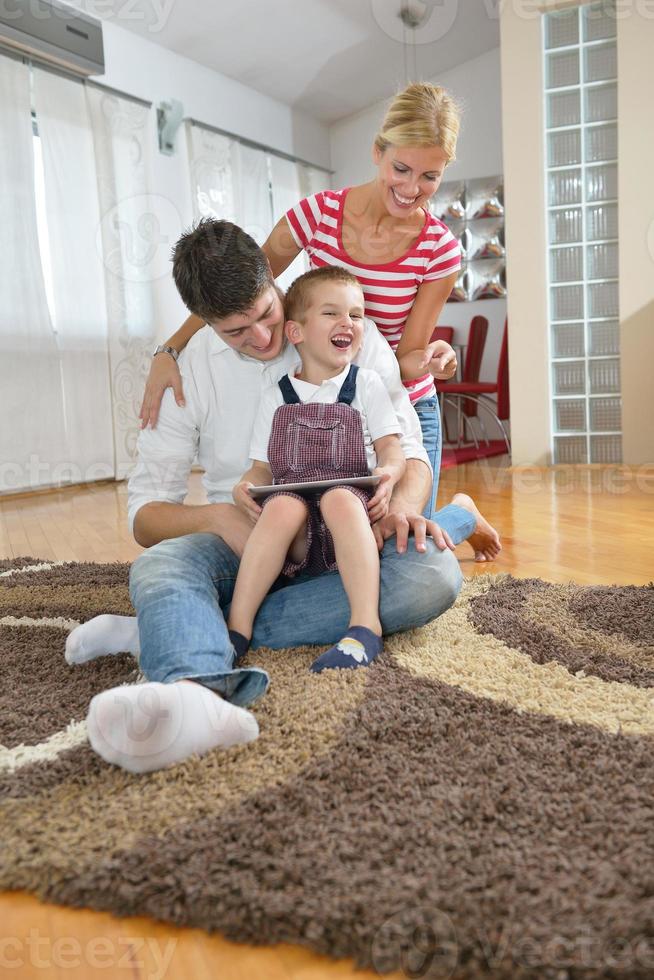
[288,362,351,402]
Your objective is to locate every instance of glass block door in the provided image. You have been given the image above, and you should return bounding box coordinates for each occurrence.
[543,2,621,464]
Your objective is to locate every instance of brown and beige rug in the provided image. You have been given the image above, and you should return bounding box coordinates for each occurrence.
[1,556,654,978]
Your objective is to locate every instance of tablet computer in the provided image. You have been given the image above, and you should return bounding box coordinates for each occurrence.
[248,475,381,501]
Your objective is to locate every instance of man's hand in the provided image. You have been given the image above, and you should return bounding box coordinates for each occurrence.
[232,481,262,525]
[372,510,455,554]
[420,339,457,380]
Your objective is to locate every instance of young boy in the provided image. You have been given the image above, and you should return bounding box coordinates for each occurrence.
[228,266,406,673]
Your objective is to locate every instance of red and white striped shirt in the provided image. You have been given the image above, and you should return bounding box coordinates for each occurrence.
[285,188,461,403]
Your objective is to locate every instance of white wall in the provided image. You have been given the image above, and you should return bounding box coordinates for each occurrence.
[617,13,654,465]
[329,48,506,399]
[96,20,331,340]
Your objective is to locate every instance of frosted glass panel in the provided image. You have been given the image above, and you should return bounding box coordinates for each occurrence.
[587,242,618,280]
[549,169,582,206]
[548,90,581,128]
[544,1,620,464]
[589,320,619,356]
[553,360,586,395]
[588,281,619,318]
[590,397,621,432]
[583,6,617,42]
[584,44,617,83]
[549,130,581,167]
[586,84,617,123]
[586,164,617,202]
[551,247,583,283]
[589,357,620,393]
[547,50,579,88]
[551,284,584,320]
[550,208,582,244]
[586,203,618,240]
[546,8,579,48]
[585,124,617,163]
[554,436,588,464]
[590,434,621,463]
[552,322,585,358]
[555,399,586,432]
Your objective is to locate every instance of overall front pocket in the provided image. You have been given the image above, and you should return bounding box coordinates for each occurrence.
[288,417,345,473]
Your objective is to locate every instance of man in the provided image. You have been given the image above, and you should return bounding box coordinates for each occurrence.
[71,220,498,775]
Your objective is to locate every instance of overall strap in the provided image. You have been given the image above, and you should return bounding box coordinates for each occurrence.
[278,374,301,404]
[337,364,359,406]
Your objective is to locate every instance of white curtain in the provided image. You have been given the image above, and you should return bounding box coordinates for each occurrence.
[87,86,156,479]
[299,162,331,197]
[186,121,237,222]
[33,68,114,484]
[233,142,273,246]
[269,155,308,291]
[0,55,67,493]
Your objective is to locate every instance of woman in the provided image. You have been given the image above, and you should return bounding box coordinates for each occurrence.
[141,82,498,555]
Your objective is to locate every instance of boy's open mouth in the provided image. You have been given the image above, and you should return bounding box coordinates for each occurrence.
[331,334,352,350]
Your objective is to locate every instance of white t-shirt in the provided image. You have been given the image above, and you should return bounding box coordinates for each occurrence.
[249,364,402,471]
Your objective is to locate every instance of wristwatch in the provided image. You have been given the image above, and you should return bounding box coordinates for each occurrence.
[153,344,179,362]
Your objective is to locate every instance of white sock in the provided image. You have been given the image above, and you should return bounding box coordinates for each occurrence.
[86,680,259,774]
[65,615,140,665]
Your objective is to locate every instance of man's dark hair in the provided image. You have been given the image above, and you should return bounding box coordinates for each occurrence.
[172,219,272,321]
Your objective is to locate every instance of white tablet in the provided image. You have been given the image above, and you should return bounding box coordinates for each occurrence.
[248,475,381,501]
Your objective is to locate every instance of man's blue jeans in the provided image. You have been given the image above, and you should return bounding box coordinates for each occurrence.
[129,524,469,710]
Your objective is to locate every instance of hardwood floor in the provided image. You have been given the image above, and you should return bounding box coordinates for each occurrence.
[1,459,652,979]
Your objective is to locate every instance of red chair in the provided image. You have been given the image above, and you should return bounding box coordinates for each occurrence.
[461,315,489,424]
[430,326,454,344]
[436,316,488,444]
[439,319,510,453]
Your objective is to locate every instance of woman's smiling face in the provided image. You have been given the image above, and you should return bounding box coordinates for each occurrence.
[373,144,449,218]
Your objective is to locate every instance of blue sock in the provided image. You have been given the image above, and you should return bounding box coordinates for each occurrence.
[228,630,250,664]
[310,625,383,673]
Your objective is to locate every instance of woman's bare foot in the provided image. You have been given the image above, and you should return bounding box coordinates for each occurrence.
[451,492,502,563]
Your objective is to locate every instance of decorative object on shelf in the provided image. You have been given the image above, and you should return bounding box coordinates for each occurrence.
[431,175,506,302]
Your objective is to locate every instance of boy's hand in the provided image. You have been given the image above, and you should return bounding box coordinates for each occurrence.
[232,481,262,525]
[368,471,393,523]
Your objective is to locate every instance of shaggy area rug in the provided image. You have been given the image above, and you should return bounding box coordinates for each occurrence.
[1,556,653,979]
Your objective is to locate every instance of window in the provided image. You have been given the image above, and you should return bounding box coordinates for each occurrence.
[544,1,621,464]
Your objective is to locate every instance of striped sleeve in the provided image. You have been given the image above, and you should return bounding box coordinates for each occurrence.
[423,223,462,282]
[285,193,326,250]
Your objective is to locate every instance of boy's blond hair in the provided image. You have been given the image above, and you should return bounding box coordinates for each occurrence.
[285,266,363,323]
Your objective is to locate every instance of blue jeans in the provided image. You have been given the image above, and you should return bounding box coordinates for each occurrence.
[129,531,464,709]
[414,395,442,520]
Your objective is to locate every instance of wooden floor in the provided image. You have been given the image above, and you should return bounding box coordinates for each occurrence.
[1,459,652,980]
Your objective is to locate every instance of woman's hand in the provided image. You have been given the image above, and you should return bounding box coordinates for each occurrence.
[420,340,458,380]
[139,354,185,429]
[232,481,263,525]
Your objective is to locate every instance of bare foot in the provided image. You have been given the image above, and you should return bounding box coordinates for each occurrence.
[451,492,502,563]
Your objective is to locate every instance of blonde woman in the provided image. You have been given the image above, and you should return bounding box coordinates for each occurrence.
[142,83,500,559]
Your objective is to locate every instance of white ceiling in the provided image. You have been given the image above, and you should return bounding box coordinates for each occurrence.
[73,0,500,124]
